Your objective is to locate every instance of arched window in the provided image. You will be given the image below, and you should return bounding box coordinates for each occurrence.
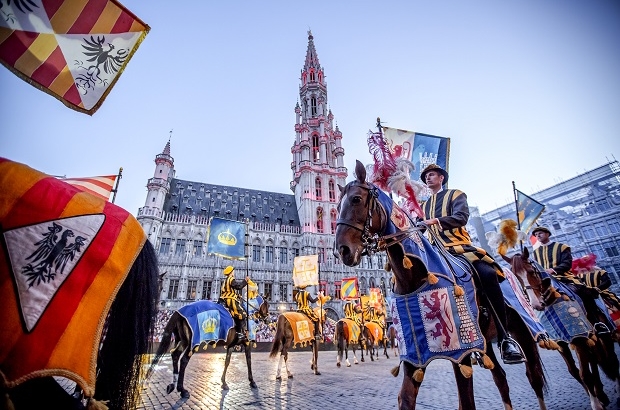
[310,69,315,83]
[328,179,335,202]
[316,207,324,233]
[312,134,320,162]
[315,177,322,200]
[311,97,317,116]
[330,209,337,234]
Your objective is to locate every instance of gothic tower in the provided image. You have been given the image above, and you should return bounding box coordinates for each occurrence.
[291,31,347,259]
[139,138,174,245]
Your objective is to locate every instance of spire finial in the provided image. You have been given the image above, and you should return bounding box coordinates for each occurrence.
[308,29,313,40]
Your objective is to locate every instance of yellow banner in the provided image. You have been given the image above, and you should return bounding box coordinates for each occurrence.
[292,255,319,287]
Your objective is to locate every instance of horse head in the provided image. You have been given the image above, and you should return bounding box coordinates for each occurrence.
[501,248,548,310]
[335,160,430,295]
[249,295,270,323]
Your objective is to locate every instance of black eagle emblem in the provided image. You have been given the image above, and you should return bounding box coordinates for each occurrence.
[75,35,129,92]
[22,222,87,287]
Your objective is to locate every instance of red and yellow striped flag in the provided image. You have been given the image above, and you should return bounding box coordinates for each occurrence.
[63,174,117,201]
[0,157,146,398]
[0,0,149,115]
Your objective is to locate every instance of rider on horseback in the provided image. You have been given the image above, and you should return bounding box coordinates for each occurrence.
[532,227,613,335]
[420,164,526,364]
[344,301,363,327]
[294,285,322,339]
[219,265,250,343]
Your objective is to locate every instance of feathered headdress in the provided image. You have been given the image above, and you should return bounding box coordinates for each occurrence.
[571,253,597,274]
[485,219,527,256]
[366,131,427,218]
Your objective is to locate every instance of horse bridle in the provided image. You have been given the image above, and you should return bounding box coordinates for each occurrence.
[336,181,385,256]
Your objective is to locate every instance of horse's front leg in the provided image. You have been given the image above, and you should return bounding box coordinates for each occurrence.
[312,340,321,375]
[398,362,423,410]
[452,361,476,410]
[244,344,257,388]
[484,344,512,410]
[221,347,234,390]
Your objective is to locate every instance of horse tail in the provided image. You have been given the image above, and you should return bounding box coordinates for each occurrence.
[336,320,345,351]
[148,310,181,375]
[269,315,285,358]
[95,240,160,410]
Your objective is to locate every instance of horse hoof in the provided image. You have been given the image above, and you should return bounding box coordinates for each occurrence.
[222,383,229,390]
[250,381,257,389]
[287,374,293,379]
[337,362,341,368]
[276,375,282,381]
[315,371,321,376]
[180,390,190,399]
[166,384,174,395]
[347,363,352,367]
[310,364,315,370]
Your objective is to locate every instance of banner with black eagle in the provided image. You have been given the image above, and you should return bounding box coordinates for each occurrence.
[0,0,149,115]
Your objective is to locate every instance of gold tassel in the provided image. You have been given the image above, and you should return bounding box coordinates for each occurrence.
[412,369,425,383]
[459,364,473,378]
[384,262,391,272]
[390,364,400,377]
[549,340,560,350]
[2,393,15,410]
[538,340,546,349]
[86,398,110,410]
[188,350,193,357]
[482,354,495,369]
[403,256,413,269]
[453,285,464,297]
[427,273,439,285]
[253,342,257,348]
[586,338,595,348]
[589,334,598,342]
[562,294,570,301]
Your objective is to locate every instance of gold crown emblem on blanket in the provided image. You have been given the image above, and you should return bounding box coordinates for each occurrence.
[202,317,217,333]
[218,229,237,246]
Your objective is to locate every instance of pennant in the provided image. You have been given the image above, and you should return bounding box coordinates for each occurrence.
[206,217,245,259]
[292,255,319,288]
[515,189,545,234]
[341,277,358,300]
[0,157,146,397]
[368,288,383,309]
[0,0,150,115]
[62,174,117,201]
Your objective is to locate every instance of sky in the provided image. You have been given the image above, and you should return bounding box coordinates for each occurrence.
[2,0,619,217]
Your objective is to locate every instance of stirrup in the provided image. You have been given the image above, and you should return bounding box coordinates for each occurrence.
[593,322,610,335]
[500,338,526,365]
[471,352,485,368]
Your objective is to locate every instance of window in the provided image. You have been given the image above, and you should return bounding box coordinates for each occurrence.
[159,238,171,255]
[293,246,300,257]
[552,222,561,231]
[202,281,212,300]
[167,279,179,299]
[590,244,606,260]
[331,209,337,234]
[152,197,155,202]
[609,221,620,234]
[279,246,288,264]
[583,227,596,240]
[175,239,186,255]
[315,177,322,200]
[334,282,341,299]
[316,207,324,233]
[310,71,315,82]
[193,240,203,257]
[359,277,368,295]
[312,135,320,161]
[328,180,336,202]
[252,245,261,261]
[279,283,288,302]
[318,247,325,263]
[595,223,609,236]
[319,281,327,296]
[311,96,317,116]
[266,245,274,263]
[187,280,197,300]
[603,242,619,257]
[264,283,272,300]
[596,199,611,212]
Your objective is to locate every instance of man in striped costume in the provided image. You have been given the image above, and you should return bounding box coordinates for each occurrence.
[420,164,525,364]
[295,286,321,338]
[532,227,611,334]
[219,265,250,341]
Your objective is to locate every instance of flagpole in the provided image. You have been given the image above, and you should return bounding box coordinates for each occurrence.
[244,220,249,333]
[318,259,323,338]
[512,181,523,252]
[111,167,123,204]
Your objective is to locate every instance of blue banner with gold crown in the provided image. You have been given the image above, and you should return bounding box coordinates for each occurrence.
[207,217,246,259]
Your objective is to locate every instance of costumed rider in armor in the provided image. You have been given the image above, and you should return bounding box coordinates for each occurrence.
[420,164,526,364]
[295,285,322,339]
[219,265,250,342]
[532,227,611,335]
[344,301,363,328]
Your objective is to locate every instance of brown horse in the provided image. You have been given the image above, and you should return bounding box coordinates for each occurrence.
[335,160,547,410]
[363,321,390,361]
[388,324,400,356]
[504,249,620,410]
[335,318,367,366]
[149,295,270,396]
[1,158,161,410]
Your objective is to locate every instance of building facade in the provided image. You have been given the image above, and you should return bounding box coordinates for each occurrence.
[136,32,392,320]
[474,160,620,294]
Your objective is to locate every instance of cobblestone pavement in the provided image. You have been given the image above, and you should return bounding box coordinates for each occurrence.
[137,344,620,409]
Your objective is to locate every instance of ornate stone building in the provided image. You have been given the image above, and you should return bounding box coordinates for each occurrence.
[136,32,392,320]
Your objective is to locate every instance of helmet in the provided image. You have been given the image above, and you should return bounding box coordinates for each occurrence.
[223,266,234,275]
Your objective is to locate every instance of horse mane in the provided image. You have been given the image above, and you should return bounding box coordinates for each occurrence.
[509,253,526,275]
[95,240,159,409]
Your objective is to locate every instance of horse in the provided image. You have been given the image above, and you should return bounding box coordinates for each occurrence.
[269,294,330,379]
[388,324,400,356]
[0,158,161,410]
[504,249,620,410]
[149,294,270,396]
[334,160,548,410]
[335,318,367,367]
[363,321,390,361]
